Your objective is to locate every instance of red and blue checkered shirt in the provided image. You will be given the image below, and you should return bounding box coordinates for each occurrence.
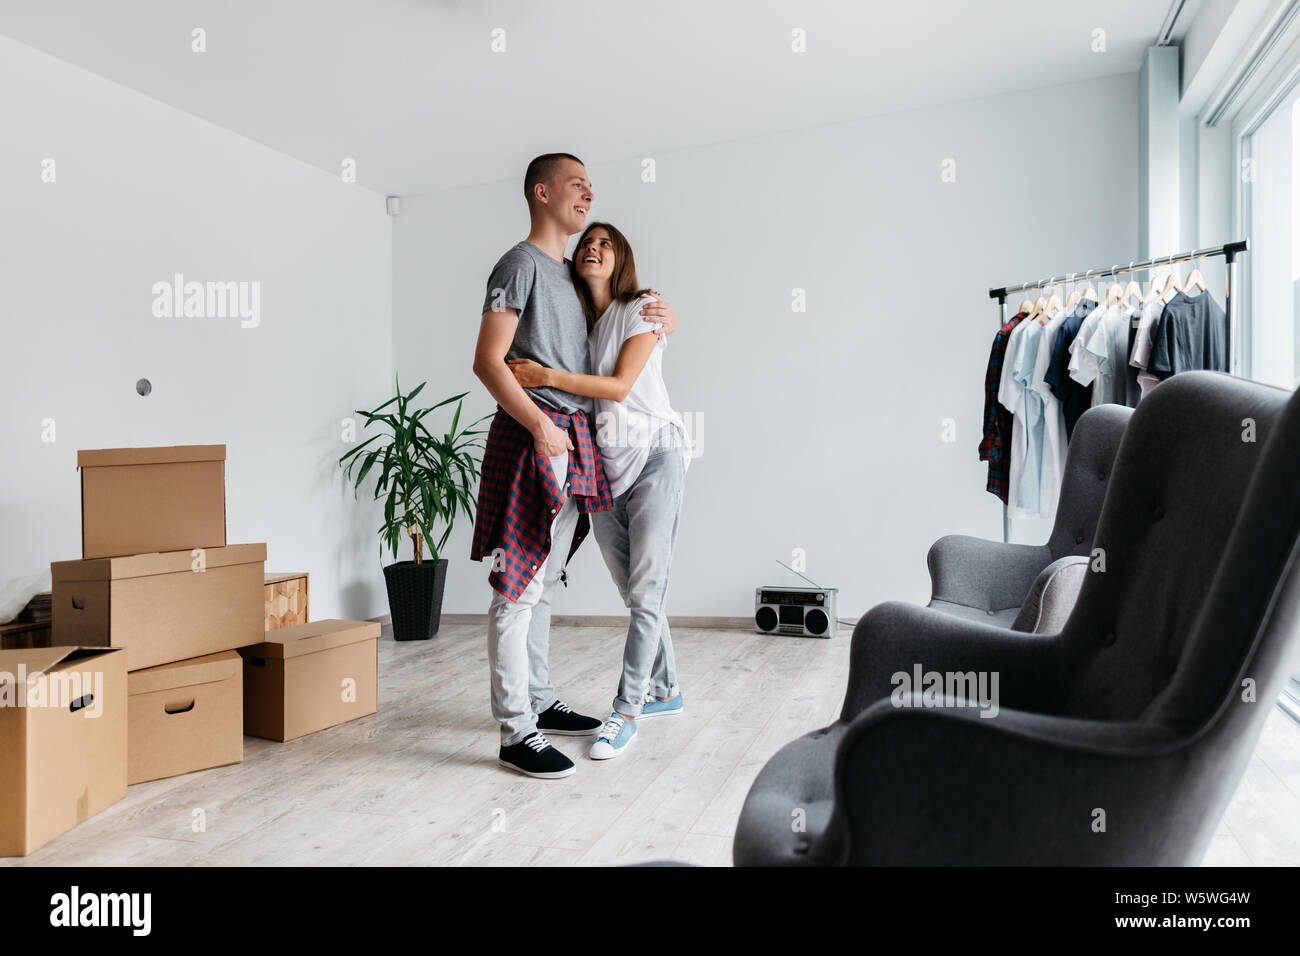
[470,399,614,601]
[978,311,1028,503]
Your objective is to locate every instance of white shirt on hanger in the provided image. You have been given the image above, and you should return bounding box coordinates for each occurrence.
[1083,303,1136,406]
[1068,304,1107,385]
[1029,306,1071,520]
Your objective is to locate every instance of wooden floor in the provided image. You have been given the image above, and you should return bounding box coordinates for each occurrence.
[4,621,1299,867]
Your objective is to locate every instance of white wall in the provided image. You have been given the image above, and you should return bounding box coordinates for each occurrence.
[0,35,393,622]
[394,73,1140,621]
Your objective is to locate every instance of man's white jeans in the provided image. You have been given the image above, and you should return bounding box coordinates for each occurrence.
[486,453,579,746]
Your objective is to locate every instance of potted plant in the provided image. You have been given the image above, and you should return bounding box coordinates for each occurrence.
[340,378,487,640]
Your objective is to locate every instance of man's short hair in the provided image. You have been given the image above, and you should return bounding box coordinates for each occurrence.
[524,152,584,208]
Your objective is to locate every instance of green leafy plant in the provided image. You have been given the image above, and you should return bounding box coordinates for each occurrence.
[340,378,489,564]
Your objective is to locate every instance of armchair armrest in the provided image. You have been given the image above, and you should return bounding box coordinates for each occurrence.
[1010,555,1090,633]
[927,534,1051,611]
[840,601,1065,721]
[824,702,1188,865]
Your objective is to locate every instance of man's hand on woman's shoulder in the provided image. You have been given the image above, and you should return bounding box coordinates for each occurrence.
[640,292,677,337]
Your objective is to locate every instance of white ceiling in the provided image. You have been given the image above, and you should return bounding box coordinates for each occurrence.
[0,0,1177,197]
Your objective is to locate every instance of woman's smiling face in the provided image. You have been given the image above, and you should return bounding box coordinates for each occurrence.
[575,227,616,284]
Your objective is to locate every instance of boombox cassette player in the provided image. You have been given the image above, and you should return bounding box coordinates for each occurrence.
[754,586,838,639]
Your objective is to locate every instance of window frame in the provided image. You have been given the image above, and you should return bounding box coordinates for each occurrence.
[1225,13,1300,721]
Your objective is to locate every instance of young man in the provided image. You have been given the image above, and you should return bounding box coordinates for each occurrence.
[471,153,677,778]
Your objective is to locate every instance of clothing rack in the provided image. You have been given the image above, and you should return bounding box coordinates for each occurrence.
[986,237,1249,543]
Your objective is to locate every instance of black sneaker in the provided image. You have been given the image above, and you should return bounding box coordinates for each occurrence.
[498,732,575,779]
[536,699,602,736]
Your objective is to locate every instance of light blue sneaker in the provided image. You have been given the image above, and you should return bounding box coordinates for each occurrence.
[638,693,684,720]
[589,713,637,760]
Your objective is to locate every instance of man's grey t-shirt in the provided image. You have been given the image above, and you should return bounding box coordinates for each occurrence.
[481,241,592,414]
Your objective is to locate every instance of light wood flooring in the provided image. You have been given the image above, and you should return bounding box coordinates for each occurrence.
[4,621,1298,866]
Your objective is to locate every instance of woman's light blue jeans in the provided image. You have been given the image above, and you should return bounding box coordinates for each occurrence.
[591,440,687,717]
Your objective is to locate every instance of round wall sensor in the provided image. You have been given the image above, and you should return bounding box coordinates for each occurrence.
[136,378,152,396]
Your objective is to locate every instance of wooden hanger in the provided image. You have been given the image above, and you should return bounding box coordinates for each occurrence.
[1160,269,1181,302]
[1027,294,1048,322]
[1183,267,1207,294]
[1121,279,1142,305]
[1064,288,1083,312]
[1016,297,1035,317]
[1096,266,1121,307]
[1044,292,1063,321]
[1144,275,1163,302]
[1150,255,1179,302]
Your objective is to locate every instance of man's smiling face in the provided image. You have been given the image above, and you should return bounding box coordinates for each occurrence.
[545,158,592,234]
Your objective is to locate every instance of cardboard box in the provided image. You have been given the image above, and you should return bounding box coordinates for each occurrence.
[239,619,379,742]
[128,650,243,785]
[51,543,266,671]
[78,444,226,559]
[0,647,127,857]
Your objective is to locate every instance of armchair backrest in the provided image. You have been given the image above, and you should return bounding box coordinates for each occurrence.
[1150,374,1300,730]
[1057,372,1293,723]
[1045,403,1132,561]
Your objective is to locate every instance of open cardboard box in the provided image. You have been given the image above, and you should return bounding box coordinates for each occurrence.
[128,650,243,785]
[0,646,127,857]
[78,444,226,559]
[51,544,266,671]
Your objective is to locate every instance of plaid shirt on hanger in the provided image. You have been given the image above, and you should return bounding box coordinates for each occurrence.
[470,399,614,601]
[978,311,1028,503]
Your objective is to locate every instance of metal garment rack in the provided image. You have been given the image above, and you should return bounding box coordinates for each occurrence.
[986,237,1249,543]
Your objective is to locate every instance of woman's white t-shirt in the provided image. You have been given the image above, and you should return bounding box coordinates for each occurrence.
[588,295,690,497]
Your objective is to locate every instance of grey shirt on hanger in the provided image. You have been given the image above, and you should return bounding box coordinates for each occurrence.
[1149,290,1228,378]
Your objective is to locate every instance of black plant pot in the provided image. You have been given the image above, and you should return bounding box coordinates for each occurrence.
[383,558,448,641]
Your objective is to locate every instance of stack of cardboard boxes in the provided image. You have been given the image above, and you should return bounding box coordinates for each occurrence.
[0,444,381,857]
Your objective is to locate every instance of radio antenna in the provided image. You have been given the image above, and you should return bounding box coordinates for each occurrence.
[775,559,822,589]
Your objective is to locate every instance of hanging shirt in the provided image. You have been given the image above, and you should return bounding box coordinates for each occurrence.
[1028,308,1071,519]
[997,316,1036,518]
[1067,303,1108,387]
[1123,311,1143,407]
[1149,290,1229,378]
[1010,317,1050,517]
[1079,303,1136,406]
[978,310,1029,503]
[1128,297,1166,401]
[1043,299,1099,441]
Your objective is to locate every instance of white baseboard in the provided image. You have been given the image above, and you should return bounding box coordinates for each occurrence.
[373,612,753,631]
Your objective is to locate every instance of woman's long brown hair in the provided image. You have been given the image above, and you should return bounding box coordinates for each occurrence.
[570,221,654,330]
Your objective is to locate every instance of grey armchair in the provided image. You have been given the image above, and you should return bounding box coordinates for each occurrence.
[928,403,1132,626]
[734,371,1300,865]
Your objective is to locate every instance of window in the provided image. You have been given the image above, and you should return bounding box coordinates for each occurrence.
[1242,85,1300,387]
[1229,7,1300,721]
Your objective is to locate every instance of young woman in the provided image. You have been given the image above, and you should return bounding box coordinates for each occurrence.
[507,221,690,760]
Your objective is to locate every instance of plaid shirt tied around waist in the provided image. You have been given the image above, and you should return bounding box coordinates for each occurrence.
[470,399,614,601]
